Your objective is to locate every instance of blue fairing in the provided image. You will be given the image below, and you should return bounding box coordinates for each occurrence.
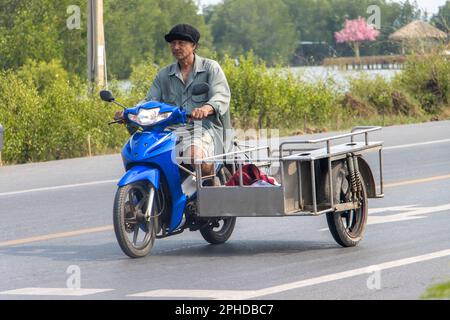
[118,166,160,189]
[120,128,187,233]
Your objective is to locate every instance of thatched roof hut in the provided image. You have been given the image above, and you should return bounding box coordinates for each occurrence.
[389,20,447,41]
[389,20,448,54]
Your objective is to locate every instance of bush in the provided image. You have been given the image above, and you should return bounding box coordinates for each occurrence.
[128,58,159,102]
[222,53,338,130]
[344,54,449,118]
[396,54,450,113]
[422,281,450,300]
[0,60,128,164]
[16,59,70,93]
[346,74,422,117]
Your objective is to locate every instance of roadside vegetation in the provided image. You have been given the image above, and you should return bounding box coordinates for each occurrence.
[0,0,449,164]
[422,281,450,300]
[0,52,448,164]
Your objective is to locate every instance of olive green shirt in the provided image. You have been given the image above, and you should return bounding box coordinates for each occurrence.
[144,55,233,155]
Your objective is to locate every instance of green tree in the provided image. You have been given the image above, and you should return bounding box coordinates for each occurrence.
[104,0,213,79]
[0,0,213,79]
[208,0,299,65]
[432,0,450,33]
[393,0,424,28]
[0,0,87,75]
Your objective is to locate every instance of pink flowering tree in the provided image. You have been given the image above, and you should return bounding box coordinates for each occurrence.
[335,17,380,58]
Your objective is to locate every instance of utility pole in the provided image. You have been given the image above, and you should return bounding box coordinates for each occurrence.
[87,0,107,88]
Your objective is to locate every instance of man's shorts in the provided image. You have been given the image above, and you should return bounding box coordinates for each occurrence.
[173,126,215,164]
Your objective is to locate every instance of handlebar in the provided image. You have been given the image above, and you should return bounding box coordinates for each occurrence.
[109,110,201,127]
[108,120,125,126]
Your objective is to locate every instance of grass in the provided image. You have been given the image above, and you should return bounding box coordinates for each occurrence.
[422,281,450,300]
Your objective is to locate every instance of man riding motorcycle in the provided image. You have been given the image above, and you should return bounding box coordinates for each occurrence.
[116,24,233,186]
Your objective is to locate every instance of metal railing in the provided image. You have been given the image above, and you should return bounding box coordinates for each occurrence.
[277,126,383,215]
[279,126,382,157]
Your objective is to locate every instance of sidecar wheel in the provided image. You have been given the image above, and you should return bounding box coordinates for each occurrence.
[113,182,157,258]
[324,162,368,248]
[200,217,236,245]
[199,166,236,245]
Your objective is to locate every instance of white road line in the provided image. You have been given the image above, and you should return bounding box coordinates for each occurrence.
[0,288,114,296]
[128,248,450,300]
[129,289,245,299]
[8,171,446,198]
[1,138,449,197]
[368,205,418,214]
[384,138,450,150]
[0,180,117,197]
[368,204,450,225]
[319,204,450,231]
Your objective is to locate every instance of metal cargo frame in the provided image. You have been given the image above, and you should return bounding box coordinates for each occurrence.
[192,127,384,218]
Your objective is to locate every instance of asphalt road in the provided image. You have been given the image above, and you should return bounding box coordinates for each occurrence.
[0,120,449,300]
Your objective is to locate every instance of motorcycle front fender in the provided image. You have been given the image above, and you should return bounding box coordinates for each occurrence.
[118,165,160,189]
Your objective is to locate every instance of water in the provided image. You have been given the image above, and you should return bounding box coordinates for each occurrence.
[118,66,402,94]
[287,66,402,91]
[117,80,133,93]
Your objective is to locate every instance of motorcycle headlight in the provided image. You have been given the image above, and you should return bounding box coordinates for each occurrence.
[128,108,172,126]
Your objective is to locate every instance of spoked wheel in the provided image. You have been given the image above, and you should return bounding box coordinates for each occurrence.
[199,166,237,245]
[113,182,158,258]
[324,161,368,247]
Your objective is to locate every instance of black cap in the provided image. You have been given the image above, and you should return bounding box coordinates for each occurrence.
[164,24,201,44]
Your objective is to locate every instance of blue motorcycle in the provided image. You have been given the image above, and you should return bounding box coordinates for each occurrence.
[100,84,236,258]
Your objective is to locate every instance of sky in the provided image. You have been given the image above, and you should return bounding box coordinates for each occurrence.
[197,0,448,15]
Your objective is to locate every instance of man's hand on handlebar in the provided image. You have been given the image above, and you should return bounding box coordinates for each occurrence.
[111,104,215,125]
[108,111,125,125]
[114,111,125,123]
[191,105,214,120]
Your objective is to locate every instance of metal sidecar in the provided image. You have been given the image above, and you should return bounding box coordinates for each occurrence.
[192,126,384,247]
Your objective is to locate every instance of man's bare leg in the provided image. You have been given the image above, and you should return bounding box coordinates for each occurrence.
[187,145,218,186]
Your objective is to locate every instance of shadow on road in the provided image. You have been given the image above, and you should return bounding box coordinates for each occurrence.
[154,240,341,257]
[0,240,344,261]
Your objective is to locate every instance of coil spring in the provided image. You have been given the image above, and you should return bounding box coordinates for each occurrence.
[353,156,363,195]
[347,155,357,193]
[349,169,358,194]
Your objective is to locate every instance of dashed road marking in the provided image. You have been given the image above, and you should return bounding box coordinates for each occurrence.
[319,204,450,231]
[0,180,117,197]
[0,226,113,248]
[384,174,450,188]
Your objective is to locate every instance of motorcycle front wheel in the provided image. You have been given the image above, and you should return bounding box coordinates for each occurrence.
[113,182,158,258]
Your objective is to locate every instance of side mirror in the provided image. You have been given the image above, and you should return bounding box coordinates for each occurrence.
[192,83,210,96]
[100,90,115,102]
